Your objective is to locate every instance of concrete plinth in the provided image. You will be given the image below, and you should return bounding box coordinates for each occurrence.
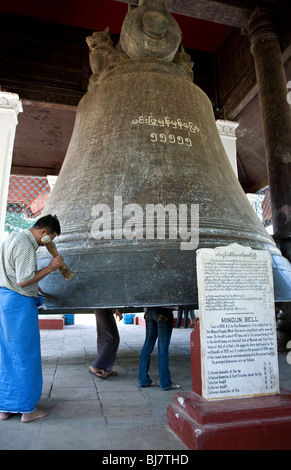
[38,315,64,330]
[167,389,291,450]
[167,323,291,449]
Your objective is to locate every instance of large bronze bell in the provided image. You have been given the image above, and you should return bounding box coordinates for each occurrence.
[38,0,291,312]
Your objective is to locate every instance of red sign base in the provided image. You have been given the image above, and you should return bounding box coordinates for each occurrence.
[167,389,291,450]
[167,323,291,450]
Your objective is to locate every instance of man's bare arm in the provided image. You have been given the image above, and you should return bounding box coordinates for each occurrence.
[18,255,64,287]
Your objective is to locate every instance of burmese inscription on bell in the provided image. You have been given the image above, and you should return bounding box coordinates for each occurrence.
[197,243,279,400]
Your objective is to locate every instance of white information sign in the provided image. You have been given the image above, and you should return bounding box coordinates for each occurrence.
[197,243,279,400]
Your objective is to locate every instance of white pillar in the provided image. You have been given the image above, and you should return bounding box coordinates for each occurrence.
[0,92,23,242]
[47,175,58,192]
[216,120,239,177]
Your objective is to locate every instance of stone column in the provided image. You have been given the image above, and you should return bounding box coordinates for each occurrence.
[247,8,291,263]
[0,92,23,242]
[247,8,291,348]
[216,120,239,177]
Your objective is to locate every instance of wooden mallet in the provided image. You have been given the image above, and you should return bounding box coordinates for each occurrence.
[41,235,74,280]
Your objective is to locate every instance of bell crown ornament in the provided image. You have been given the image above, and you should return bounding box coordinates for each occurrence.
[120,0,182,61]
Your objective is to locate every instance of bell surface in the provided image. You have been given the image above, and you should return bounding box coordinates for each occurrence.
[37,1,291,312]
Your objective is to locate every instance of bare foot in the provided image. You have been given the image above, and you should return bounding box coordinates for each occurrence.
[88,366,102,376]
[140,382,158,388]
[95,369,118,379]
[89,366,118,379]
[21,408,48,423]
[0,412,12,421]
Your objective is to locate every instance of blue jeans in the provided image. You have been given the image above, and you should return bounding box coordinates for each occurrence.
[138,308,173,390]
[177,307,189,328]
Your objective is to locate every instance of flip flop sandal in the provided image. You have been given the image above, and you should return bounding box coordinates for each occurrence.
[140,382,158,387]
[88,366,102,377]
[96,369,118,379]
[165,384,181,390]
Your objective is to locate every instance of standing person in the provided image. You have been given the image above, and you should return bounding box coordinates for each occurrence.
[0,215,64,423]
[189,308,196,328]
[138,307,181,391]
[176,305,189,328]
[176,305,195,328]
[89,308,123,379]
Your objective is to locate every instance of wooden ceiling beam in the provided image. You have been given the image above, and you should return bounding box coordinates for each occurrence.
[11,166,58,177]
[114,0,284,28]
